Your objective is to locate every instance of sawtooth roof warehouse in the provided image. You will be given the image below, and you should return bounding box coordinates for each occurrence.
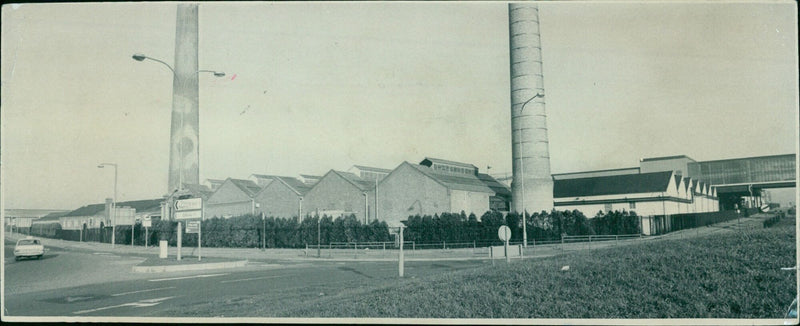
[18,154,787,238]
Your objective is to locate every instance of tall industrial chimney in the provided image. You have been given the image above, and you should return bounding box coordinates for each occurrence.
[509,3,554,214]
[168,3,200,193]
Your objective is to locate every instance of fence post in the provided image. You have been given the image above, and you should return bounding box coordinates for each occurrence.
[412,241,415,251]
[443,241,446,250]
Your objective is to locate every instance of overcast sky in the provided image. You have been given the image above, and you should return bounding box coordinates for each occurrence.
[2,1,797,210]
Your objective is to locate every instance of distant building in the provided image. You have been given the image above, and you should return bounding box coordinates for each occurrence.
[378,160,496,227]
[5,209,68,231]
[204,178,262,218]
[299,174,322,186]
[253,176,311,218]
[303,170,376,222]
[203,179,225,191]
[553,170,719,234]
[54,198,162,230]
[349,165,392,182]
[250,174,277,188]
[552,167,641,180]
[640,155,696,176]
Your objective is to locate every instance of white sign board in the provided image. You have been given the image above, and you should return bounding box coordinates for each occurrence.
[186,221,201,234]
[142,219,152,227]
[175,210,203,220]
[498,225,511,242]
[175,198,203,211]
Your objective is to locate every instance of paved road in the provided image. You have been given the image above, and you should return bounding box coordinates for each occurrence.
[4,240,487,317]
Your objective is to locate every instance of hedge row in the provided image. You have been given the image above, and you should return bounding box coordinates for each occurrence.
[401,210,641,245]
[27,210,641,248]
[30,214,392,249]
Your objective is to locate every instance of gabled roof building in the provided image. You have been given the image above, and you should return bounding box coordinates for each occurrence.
[303,170,376,222]
[205,178,262,218]
[254,176,311,218]
[377,160,498,227]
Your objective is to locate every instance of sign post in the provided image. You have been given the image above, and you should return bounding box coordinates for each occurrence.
[186,220,201,261]
[143,216,151,248]
[498,225,511,264]
[174,198,203,261]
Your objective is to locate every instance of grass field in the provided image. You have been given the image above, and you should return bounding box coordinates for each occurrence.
[176,216,797,319]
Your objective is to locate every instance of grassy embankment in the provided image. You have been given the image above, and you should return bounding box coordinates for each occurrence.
[177,216,798,318]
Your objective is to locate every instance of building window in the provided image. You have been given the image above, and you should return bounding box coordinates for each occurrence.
[604,203,613,212]
[629,202,636,209]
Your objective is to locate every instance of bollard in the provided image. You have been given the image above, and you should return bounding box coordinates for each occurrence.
[159,240,168,259]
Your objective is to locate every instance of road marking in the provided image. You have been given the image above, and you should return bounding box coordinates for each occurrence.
[66,296,94,303]
[148,273,229,282]
[111,286,176,297]
[72,296,175,315]
[220,275,290,284]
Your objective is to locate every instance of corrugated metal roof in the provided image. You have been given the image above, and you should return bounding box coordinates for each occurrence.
[407,163,494,194]
[553,171,674,198]
[352,165,392,174]
[228,178,262,197]
[641,155,695,162]
[331,171,375,192]
[476,173,511,197]
[273,176,312,196]
[182,183,214,199]
[419,157,478,170]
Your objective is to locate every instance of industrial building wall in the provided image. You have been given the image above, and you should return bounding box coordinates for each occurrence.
[449,190,491,217]
[378,163,449,227]
[303,173,375,222]
[204,201,252,219]
[556,198,687,218]
[640,157,695,175]
[207,181,253,205]
[254,183,302,218]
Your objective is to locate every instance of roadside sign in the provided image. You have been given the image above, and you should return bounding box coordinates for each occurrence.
[498,225,511,242]
[142,219,152,227]
[186,221,200,234]
[175,198,202,211]
[175,210,202,220]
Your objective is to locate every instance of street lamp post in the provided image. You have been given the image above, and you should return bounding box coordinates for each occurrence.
[131,53,225,193]
[516,93,544,248]
[98,163,117,249]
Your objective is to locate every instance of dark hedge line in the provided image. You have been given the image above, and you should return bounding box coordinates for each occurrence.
[401,210,641,245]
[31,214,391,248]
[27,210,641,248]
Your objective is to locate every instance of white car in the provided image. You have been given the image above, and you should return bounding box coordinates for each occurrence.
[14,237,45,261]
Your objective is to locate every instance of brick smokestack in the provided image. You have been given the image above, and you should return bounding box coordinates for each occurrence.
[168,3,200,193]
[509,3,553,214]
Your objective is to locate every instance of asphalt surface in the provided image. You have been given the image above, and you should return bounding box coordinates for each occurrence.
[3,238,488,317]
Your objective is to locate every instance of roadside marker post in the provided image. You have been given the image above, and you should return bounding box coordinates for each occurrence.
[498,225,511,264]
[399,226,405,278]
[177,222,182,261]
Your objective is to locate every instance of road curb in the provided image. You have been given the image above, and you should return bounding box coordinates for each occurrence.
[132,259,249,273]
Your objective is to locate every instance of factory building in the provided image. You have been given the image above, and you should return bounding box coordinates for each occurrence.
[302,170,376,222]
[204,178,262,218]
[552,169,719,227]
[378,160,498,227]
[52,199,162,230]
[253,176,311,218]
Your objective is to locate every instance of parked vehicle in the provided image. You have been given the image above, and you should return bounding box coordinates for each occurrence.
[14,237,44,261]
